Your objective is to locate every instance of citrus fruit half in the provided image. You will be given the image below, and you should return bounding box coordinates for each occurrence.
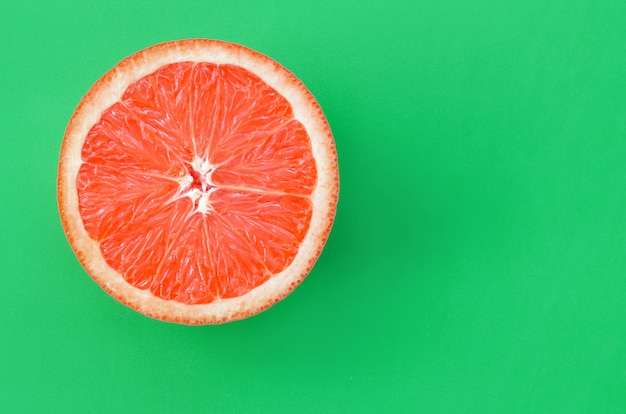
[57,39,338,325]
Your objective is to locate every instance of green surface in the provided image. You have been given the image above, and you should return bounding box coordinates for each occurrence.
[2,0,626,412]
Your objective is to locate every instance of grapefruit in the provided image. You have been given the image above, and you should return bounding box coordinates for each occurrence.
[57,39,338,325]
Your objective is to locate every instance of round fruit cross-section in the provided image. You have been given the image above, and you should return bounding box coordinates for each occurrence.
[58,39,338,324]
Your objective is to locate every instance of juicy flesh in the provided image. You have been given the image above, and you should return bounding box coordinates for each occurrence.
[77,62,317,304]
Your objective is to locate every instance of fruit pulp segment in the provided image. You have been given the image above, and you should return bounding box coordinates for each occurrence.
[76,62,317,304]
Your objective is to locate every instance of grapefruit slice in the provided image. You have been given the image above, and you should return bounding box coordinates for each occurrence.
[57,39,338,325]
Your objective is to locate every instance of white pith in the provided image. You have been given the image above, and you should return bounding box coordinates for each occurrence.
[176,156,218,214]
[58,40,338,324]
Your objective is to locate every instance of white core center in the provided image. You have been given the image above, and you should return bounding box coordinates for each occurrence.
[177,157,217,214]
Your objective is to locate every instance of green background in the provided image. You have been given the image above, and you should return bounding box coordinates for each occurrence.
[2,0,626,412]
